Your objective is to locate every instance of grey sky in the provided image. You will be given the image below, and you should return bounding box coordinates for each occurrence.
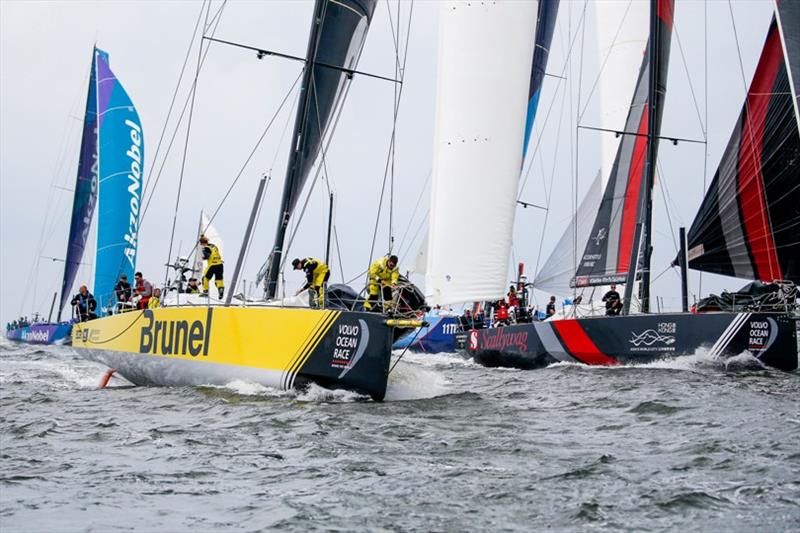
[0,0,774,324]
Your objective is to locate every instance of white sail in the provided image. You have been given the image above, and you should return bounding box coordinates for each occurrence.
[534,169,604,295]
[425,1,538,306]
[193,211,225,276]
[595,0,649,186]
[407,232,428,275]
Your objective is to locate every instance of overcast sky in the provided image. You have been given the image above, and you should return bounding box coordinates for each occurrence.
[0,0,774,324]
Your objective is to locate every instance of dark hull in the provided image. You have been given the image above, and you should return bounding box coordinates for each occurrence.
[468,312,799,371]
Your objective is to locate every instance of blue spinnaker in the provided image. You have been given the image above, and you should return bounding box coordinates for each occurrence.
[94,49,144,313]
[59,49,101,319]
[523,0,560,159]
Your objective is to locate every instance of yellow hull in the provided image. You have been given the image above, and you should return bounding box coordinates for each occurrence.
[71,306,395,400]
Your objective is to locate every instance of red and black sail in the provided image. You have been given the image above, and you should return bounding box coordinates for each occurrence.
[686,14,800,284]
[572,0,674,288]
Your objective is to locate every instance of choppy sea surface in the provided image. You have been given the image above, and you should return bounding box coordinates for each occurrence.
[1,338,798,532]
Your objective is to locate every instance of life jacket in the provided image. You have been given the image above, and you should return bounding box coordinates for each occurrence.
[496,304,509,320]
[148,297,161,309]
[368,256,399,284]
[203,243,223,266]
[302,257,329,278]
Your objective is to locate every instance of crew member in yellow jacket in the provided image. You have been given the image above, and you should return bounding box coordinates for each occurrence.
[199,235,224,299]
[364,255,399,312]
[292,257,330,308]
[147,287,162,309]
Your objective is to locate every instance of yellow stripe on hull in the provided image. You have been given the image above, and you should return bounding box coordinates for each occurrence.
[71,306,393,400]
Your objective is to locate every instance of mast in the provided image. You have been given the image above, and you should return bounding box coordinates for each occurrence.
[638,0,660,313]
[623,0,671,314]
[264,0,327,299]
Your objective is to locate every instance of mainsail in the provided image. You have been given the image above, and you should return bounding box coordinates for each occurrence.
[58,49,101,319]
[572,0,673,288]
[262,0,377,298]
[686,13,800,283]
[523,0,560,159]
[425,1,539,306]
[93,49,144,312]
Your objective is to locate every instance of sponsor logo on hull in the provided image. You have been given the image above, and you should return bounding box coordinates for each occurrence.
[139,308,213,357]
[629,322,677,352]
[477,327,529,351]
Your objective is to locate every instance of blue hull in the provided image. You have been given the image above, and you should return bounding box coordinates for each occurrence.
[5,323,73,345]
[393,315,461,353]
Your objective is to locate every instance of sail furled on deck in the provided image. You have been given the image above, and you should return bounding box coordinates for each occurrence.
[93,49,144,313]
[58,49,101,319]
[571,0,674,288]
[425,1,538,306]
[686,14,800,284]
[262,0,377,298]
[523,0,560,159]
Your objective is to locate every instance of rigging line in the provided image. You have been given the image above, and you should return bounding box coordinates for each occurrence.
[204,70,303,231]
[577,0,633,122]
[672,16,707,138]
[533,63,571,287]
[366,0,414,271]
[140,3,227,225]
[202,36,402,85]
[397,207,429,260]
[574,0,588,299]
[395,169,431,254]
[333,224,346,283]
[656,160,679,254]
[141,0,208,202]
[269,84,300,174]
[517,4,587,201]
[700,0,709,297]
[280,74,357,274]
[164,2,211,288]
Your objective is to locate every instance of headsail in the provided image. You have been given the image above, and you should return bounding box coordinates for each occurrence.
[193,211,224,278]
[262,0,377,298]
[534,169,603,295]
[58,49,100,319]
[93,49,144,313]
[685,14,800,283]
[425,1,538,306]
[523,0,560,159]
[572,0,674,288]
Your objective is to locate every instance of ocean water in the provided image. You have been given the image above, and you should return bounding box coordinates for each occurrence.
[1,338,798,532]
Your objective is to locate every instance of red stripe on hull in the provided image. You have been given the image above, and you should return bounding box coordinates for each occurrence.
[617,103,650,273]
[738,26,784,282]
[552,320,618,366]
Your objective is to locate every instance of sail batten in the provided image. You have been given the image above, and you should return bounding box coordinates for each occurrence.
[686,14,800,284]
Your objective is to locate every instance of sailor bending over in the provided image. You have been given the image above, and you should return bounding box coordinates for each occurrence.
[292,257,330,308]
[364,255,399,312]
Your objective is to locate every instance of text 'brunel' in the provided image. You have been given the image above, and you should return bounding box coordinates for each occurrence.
[140,308,213,357]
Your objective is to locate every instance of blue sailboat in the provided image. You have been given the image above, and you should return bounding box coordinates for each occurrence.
[5,48,142,345]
